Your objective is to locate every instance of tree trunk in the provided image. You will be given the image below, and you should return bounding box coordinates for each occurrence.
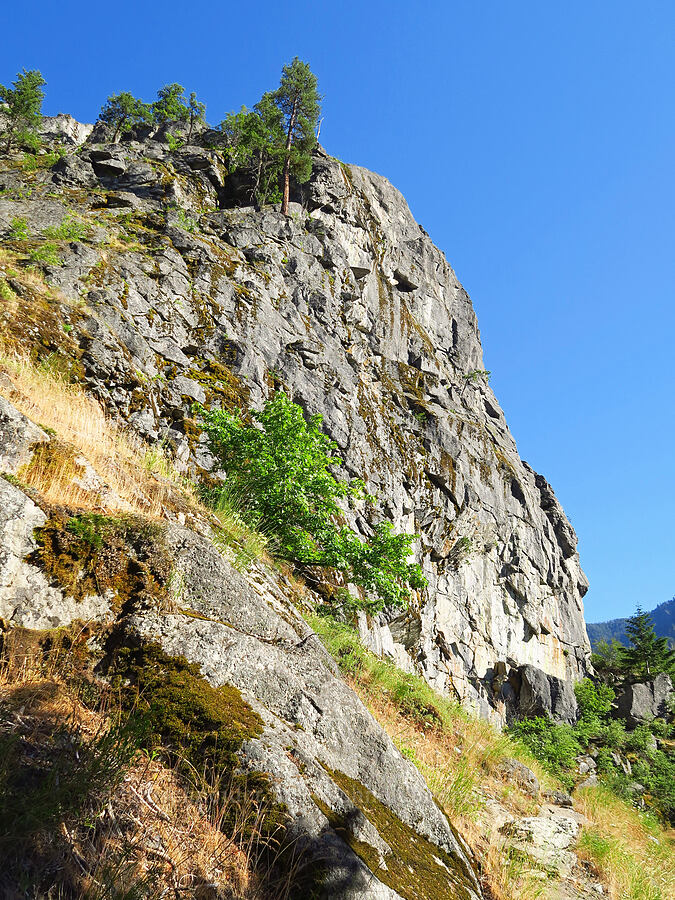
[281,97,299,216]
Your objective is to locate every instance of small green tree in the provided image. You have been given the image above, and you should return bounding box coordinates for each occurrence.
[591,638,626,680]
[98,92,153,142]
[153,83,189,127]
[0,69,46,153]
[219,58,321,210]
[187,91,206,142]
[272,57,321,215]
[199,392,426,611]
[220,97,285,205]
[620,606,675,678]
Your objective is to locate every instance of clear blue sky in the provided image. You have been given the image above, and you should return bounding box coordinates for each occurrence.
[4,0,674,622]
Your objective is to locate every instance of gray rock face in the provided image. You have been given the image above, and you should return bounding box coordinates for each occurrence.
[0,125,592,721]
[515,664,578,723]
[501,805,582,877]
[615,674,674,728]
[0,392,49,475]
[497,758,539,797]
[0,478,112,628]
[125,525,482,899]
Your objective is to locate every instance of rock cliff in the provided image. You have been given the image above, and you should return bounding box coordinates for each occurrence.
[0,117,593,896]
[0,119,591,718]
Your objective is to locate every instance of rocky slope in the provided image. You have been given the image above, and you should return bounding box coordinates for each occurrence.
[0,117,591,721]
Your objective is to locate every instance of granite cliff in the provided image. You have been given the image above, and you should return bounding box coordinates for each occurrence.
[0,115,593,897]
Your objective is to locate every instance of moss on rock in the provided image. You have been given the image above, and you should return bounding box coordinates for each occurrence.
[320,767,476,900]
[33,512,170,611]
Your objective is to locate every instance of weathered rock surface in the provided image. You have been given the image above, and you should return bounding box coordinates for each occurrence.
[0,468,483,898]
[0,478,111,628]
[0,393,49,475]
[0,124,592,721]
[615,673,674,728]
[512,663,578,723]
[501,805,582,877]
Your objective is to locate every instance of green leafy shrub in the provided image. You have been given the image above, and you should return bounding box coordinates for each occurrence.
[508,717,581,789]
[43,214,87,241]
[575,678,615,718]
[29,242,60,265]
[7,216,29,240]
[199,392,426,611]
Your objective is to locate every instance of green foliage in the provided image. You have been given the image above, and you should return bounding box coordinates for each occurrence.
[575,678,615,719]
[29,242,60,266]
[152,82,189,125]
[0,68,45,153]
[591,638,626,678]
[165,132,184,151]
[462,368,491,383]
[199,392,426,611]
[619,606,675,678]
[508,717,581,790]
[187,91,206,142]
[220,57,321,210]
[7,216,29,240]
[221,97,285,205]
[43,214,87,241]
[98,91,153,141]
[273,57,322,214]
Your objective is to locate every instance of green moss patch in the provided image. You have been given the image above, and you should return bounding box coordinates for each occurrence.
[33,512,170,610]
[108,642,287,840]
[320,767,475,900]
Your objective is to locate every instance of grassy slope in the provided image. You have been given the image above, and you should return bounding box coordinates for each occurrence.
[308,614,675,900]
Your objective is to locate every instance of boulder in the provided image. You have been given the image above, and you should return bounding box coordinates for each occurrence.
[501,807,580,876]
[517,664,578,723]
[498,758,540,797]
[615,674,674,728]
[0,393,49,474]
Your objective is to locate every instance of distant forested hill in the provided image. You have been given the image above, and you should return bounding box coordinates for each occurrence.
[587,597,675,649]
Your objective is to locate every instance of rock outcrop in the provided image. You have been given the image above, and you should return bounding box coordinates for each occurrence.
[0,123,592,722]
[615,673,674,728]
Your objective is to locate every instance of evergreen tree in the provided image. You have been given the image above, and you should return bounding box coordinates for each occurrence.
[0,69,46,153]
[271,57,321,215]
[153,83,189,126]
[219,57,321,210]
[220,97,285,205]
[187,92,206,142]
[620,606,675,678]
[98,92,153,142]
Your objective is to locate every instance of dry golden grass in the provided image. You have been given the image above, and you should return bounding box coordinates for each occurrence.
[0,348,196,518]
[0,628,279,900]
[575,785,675,900]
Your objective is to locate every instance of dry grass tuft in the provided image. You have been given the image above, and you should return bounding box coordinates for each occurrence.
[575,784,675,900]
[0,626,295,899]
[0,348,196,518]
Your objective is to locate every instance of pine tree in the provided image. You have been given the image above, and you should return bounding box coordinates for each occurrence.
[187,92,206,143]
[220,98,285,205]
[219,58,321,210]
[98,92,153,142]
[153,84,189,126]
[271,58,321,215]
[0,69,46,153]
[619,606,675,679]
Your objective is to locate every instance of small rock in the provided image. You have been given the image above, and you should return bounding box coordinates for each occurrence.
[498,757,540,797]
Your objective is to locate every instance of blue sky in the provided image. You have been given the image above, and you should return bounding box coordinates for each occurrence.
[3,0,674,622]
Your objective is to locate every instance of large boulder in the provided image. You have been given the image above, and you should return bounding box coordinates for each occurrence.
[615,673,674,728]
[514,664,578,723]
